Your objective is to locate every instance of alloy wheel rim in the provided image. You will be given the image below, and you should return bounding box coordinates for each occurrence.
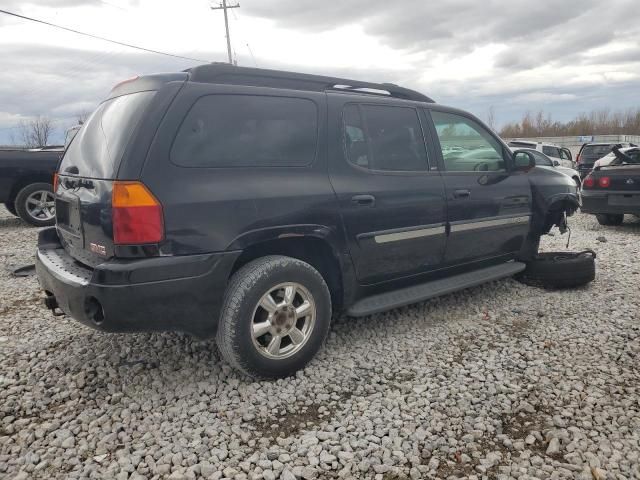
[26,191,55,221]
[250,282,316,359]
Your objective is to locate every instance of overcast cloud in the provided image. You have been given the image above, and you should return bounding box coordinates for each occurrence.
[1,0,639,144]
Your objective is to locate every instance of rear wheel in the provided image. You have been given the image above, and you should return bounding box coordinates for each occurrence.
[596,214,624,226]
[216,255,332,379]
[3,202,17,217]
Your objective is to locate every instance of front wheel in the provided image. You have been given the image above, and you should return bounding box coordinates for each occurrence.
[14,183,56,227]
[596,214,624,226]
[216,255,332,379]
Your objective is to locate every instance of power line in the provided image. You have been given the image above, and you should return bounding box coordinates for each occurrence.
[0,8,208,63]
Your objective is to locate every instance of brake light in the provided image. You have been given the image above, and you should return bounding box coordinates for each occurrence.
[112,181,163,245]
[53,173,59,192]
[598,176,611,188]
[583,175,595,188]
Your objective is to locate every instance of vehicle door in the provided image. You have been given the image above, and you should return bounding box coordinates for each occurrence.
[328,97,447,284]
[542,145,569,168]
[560,148,573,167]
[425,109,532,266]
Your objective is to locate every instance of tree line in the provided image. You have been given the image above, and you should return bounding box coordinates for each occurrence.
[499,108,640,138]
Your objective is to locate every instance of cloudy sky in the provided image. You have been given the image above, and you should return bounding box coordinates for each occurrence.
[1,0,638,144]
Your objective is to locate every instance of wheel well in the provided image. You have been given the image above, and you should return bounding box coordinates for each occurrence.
[231,237,344,311]
[8,175,53,203]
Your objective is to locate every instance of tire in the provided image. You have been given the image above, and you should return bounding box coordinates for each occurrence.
[518,250,596,289]
[14,183,56,227]
[3,202,17,217]
[216,255,332,379]
[596,214,624,226]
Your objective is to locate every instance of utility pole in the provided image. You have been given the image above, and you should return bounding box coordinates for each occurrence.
[211,0,240,64]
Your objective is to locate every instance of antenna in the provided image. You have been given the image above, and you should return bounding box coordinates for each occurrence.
[210,1,240,64]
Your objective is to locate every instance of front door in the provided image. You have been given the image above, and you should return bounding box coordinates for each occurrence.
[328,99,447,284]
[427,109,532,266]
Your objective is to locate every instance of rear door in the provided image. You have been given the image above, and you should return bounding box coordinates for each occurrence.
[426,109,532,266]
[328,97,447,284]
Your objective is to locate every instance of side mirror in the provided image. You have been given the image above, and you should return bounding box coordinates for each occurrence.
[553,160,560,167]
[513,151,535,171]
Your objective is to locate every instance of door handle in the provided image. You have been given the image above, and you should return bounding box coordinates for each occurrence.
[351,194,376,207]
[453,189,471,199]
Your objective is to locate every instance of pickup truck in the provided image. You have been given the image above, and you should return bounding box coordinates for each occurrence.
[0,147,62,226]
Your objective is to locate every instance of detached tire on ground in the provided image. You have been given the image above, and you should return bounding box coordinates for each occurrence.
[518,250,596,289]
[216,255,332,379]
[596,214,624,226]
[14,183,56,227]
[3,202,18,217]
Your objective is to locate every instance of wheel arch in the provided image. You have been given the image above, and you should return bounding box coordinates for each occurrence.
[8,174,54,203]
[228,227,347,312]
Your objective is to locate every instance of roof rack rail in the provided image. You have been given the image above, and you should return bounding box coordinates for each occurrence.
[185,64,434,103]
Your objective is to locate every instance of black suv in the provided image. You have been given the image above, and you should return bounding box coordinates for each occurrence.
[36,65,579,378]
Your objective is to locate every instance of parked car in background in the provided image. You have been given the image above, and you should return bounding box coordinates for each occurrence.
[592,146,639,170]
[507,140,574,168]
[510,148,581,186]
[576,142,637,178]
[582,146,640,225]
[37,64,582,378]
[0,146,62,226]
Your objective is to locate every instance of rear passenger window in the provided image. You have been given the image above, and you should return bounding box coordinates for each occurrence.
[431,111,506,172]
[343,104,428,171]
[171,95,318,167]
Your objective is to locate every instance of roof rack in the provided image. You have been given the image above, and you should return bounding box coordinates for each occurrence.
[186,64,434,103]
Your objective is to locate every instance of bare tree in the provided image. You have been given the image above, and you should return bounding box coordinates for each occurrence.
[486,106,496,130]
[76,110,90,125]
[17,116,54,148]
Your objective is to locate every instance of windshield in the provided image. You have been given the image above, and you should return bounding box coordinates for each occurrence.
[60,91,155,178]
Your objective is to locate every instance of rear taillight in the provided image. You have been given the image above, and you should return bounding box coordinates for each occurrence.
[598,176,611,188]
[53,173,59,192]
[576,153,581,164]
[583,175,595,188]
[112,181,164,245]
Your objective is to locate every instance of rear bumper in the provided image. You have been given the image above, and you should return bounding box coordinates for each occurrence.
[581,191,640,215]
[35,227,240,338]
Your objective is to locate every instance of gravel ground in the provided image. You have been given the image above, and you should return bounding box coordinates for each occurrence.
[1,207,638,480]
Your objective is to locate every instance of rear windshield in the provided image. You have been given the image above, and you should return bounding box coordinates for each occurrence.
[60,91,155,178]
[582,144,613,157]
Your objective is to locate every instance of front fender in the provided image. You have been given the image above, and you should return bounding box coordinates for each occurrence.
[528,168,580,234]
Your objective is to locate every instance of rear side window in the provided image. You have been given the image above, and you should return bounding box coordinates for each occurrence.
[61,91,155,179]
[343,104,428,171]
[171,95,318,167]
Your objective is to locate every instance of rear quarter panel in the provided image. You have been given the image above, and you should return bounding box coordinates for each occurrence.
[139,83,345,257]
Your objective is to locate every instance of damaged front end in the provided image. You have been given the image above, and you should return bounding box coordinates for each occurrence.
[528,166,581,236]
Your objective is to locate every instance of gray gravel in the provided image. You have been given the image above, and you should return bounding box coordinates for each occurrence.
[1,207,639,480]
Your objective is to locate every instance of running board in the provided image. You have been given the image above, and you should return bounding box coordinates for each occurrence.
[347,261,526,317]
